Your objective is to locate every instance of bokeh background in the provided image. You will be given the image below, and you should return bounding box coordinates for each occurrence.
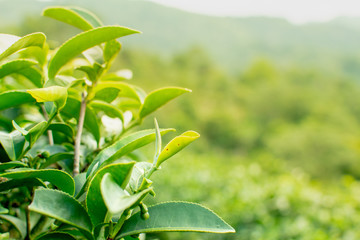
[2,0,360,239]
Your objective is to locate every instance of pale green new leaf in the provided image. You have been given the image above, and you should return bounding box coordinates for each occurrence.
[0,90,35,110]
[43,6,102,31]
[0,32,46,61]
[0,204,8,214]
[104,40,121,63]
[0,169,75,195]
[48,26,140,79]
[139,87,191,119]
[86,162,134,226]
[89,100,124,122]
[18,67,43,87]
[87,128,174,177]
[29,189,92,236]
[117,202,235,238]
[0,59,37,78]
[90,81,141,103]
[101,173,152,215]
[27,86,68,110]
[0,215,26,239]
[156,131,200,167]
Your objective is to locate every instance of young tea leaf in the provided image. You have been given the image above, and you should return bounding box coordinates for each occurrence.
[156,131,200,167]
[139,87,191,119]
[43,6,102,31]
[48,26,140,79]
[27,86,68,110]
[0,59,37,79]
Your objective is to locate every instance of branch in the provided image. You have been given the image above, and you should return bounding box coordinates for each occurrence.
[73,92,86,176]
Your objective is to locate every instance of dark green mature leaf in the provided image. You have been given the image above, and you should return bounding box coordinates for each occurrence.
[156,131,200,167]
[48,26,140,79]
[86,162,134,226]
[0,90,35,110]
[87,129,174,177]
[0,178,46,192]
[0,215,26,238]
[89,100,124,122]
[118,202,235,238]
[0,131,25,160]
[61,97,100,143]
[0,169,75,195]
[43,6,102,31]
[35,232,77,240]
[101,173,152,215]
[90,81,141,103]
[0,161,27,172]
[29,189,92,235]
[40,152,73,169]
[139,87,191,119]
[47,123,74,138]
[0,59,37,78]
[27,86,68,110]
[0,32,46,61]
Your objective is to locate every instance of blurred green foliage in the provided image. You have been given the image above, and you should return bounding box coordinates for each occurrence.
[2,3,360,238]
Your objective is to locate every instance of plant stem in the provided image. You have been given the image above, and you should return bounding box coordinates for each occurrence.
[110,209,131,239]
[41,105,54,145]
[73,92,87,176]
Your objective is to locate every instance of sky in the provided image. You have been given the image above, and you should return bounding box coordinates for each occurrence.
[148,0,360,24]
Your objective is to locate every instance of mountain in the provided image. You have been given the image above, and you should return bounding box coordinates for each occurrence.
[1,0,360,75]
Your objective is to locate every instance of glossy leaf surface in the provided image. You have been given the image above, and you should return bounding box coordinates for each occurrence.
[43,6,102,31]
[0,59,37,78]
[0,169,75,195]
[156,131,200,167]
[0,90,35,110]
[48,26,140,79]
[29,189,92,234]
[101,173,152,215]
[0,131,25,160]
[139,87,191,119]
[27,86,68,109]
[0,32,46,61]
[86,162,134,226]
[118,202,235,238]
[87,129,174,177]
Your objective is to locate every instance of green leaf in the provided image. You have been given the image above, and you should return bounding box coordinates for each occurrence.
[0,59,37,78]
[27,86,68,110]
[0,204,8,214]
[90,81,141,103]
[104,40,121,63]
[118,202,235,238]
[0,90,35,110]
[61,97,100,143]
[128,162,153,193]
[40,152,73,169]
[48,26,140,79]
[101,173,152,215]
[0,169,75,195]
[0,178,46,192]
[154,118,162,159]
[0,215,26,238]
[89,100,124,122]
[86,162,134,226]
[0,131,25,160]
[35,232,77,240]
[0,32,46,61]
[0,161,27,172]
[156,131,200,167]
[87,128,174,177]
[43,6,102,31]
[18,67,43,87]
[27,121,48,146]
[139,87,191,119]
[47,123,75,138]
[29,189,92,235]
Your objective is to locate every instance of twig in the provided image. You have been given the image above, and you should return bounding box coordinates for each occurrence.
[73,92,87,176]
[41,105,54,145]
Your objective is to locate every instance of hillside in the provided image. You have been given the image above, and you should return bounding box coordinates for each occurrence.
[1,0,360,75]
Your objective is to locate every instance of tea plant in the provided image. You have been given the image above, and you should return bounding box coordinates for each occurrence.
[0,6,234,240]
